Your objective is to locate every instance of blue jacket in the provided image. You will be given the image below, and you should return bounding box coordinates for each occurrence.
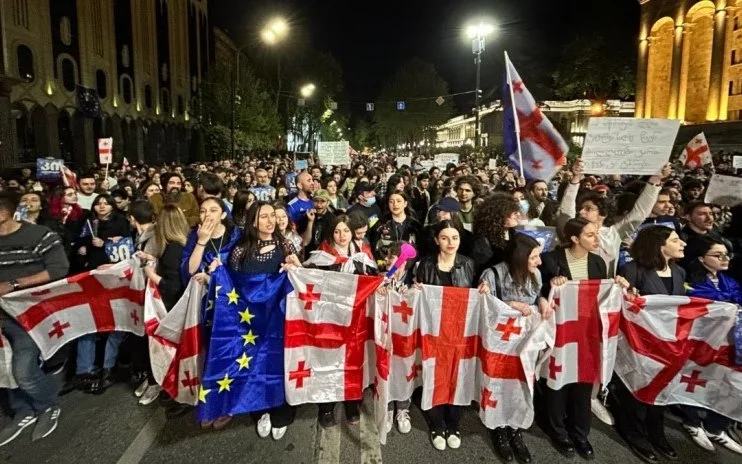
[686,272,742,305]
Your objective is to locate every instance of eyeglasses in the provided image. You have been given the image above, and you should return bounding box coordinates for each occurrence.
[705,253,730,261]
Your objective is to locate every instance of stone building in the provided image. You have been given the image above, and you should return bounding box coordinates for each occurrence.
[0,0,213,170]
[637,0,742,123]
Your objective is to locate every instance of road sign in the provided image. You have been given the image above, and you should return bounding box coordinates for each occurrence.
[396,101,406,111]
[366,103,374,112]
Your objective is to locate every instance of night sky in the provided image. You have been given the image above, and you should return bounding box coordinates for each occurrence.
[211,0,640,113]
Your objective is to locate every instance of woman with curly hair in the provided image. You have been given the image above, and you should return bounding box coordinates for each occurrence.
[472,192,520,272]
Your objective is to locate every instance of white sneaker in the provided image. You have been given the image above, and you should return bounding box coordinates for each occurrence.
[683,424,715,451]
[134,380,149,398]
[708,430,742,454]
[431,432,446,451]
[446,432,461,449]
[138,385,162,405]
[386,410,393,434]
[257,413,271,438]
[590,398,614,425]
[271,426,287,441]
[396,409,411,434]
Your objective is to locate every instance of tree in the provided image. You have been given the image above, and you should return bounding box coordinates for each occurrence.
[373,58,454,148]
[552,35,635,102]
[200,60,281,158]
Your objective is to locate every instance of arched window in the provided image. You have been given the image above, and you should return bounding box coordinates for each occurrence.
[144,85,153,109]
[16,45,34,82]
[96,70,107,99]
[61,58,76,91]
[121,76,133,104]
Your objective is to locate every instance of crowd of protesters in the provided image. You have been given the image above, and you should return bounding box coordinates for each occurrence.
[0,150,741,463]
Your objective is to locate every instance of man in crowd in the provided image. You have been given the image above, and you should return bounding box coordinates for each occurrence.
[642,188,682,232]
[304,189,336,253]
[250,168,276,202]
[196,172,225,203]
[681,202,733,253]
[528,179,558,226]
[347,182,381,228]
[683,179,705,202]
[111,189,130,213]
[410,172,431,223]
[77,174,99,210]
[455,175,481,232]
[0,192,69,446]
[150,173,199,226]
[287,171,315,234]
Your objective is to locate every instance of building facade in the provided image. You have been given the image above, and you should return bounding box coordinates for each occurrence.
[637,0,742,123]
[0,0,213,170]
[435,100,635,149]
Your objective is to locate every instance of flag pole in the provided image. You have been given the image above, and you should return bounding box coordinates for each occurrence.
[504,51,525,179]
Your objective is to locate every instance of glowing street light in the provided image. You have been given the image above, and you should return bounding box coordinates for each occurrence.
[466,23,496,39]
[465,20,496,148]
[300,83,316,98]
[261,17,289,45]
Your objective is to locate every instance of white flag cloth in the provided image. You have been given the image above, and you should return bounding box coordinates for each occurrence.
[146,278,205,405]
[0,331,17,388]
[0,260,145,359]
[284,268,381,405]
[542,280,623,390]
[678,132,713,169]
[615,295,742,421]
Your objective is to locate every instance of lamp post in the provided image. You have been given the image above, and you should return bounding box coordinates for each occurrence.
[230,44,250,160]
[294,83,316,151]
[466,22,495,148]
[261,17,289,110]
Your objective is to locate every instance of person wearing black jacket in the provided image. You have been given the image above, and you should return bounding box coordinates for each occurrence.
[370,190,421,260]
[609,225,687,464]
[414,219,489,451]
[539,218,630,461]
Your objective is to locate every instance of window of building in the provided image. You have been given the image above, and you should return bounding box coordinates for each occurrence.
[144,85,153,109]
[16,44,34,82]
[96,70,107,99]
[730,80,735,96]
[61,58,76,91]
[121,76,133,104]
[735,16,740,31]
[733,50,738,66]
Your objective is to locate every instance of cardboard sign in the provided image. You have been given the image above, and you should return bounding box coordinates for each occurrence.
[580,118,679,175]
[419,160,435,170]
[98,137,113,164]
[396,156,412,167]
[36,158,64,181]
[488,158,498,170]
[434,153,459,167]
[317,141,350,166]
[733,156,742,169]
[295,160,308,170]
[704,174,742,207]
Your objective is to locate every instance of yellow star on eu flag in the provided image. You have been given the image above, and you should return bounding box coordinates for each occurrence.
[227,288,239,304]
[241,330,258,346]
[238,308,255,324]
[198,386,211,403]
[235,353,253,370]
[216,373,234,393]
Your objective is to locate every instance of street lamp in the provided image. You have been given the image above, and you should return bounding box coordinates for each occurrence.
[295,84,316,151]
[465,21,496,148]
[261,17,289,110]
[300,83,316,98]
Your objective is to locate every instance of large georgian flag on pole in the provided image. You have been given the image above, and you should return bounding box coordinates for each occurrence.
[503,51,568,182]
[678,132,713,169]
[543,280,623,390]
[284,268,382,405]
[1,260,146,359]
[145,278,205,406]
[615,295,742,421]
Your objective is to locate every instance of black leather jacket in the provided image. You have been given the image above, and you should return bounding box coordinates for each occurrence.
[414,254,477,288]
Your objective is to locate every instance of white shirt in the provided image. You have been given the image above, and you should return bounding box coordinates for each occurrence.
[77,192,99,210]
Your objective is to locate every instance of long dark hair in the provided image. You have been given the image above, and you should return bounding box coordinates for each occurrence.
[231,189,254,227]
[505,233,541,288]
[685,235,725,284]
[563,217,591,248]
[91,193,121,219]
[630,225,675,270]
[324,214,351,244]
[236,202,288,265]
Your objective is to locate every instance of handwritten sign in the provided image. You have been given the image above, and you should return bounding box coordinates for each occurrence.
[488,158,498,170]
[419,160,435,170]
[317,141,350,166]
[36,158,64,181]
[733,156,742,169]
[580,118,679,175]
[704,174,742,207]
[434,153,459,167]
[396,156,412,167]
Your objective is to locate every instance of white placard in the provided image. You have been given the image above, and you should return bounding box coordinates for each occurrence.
[317,141,350,166]
[98,137,113,164]
[434,153,459,167]
[704,174,742,207]
[419,160,435,170]
[396,156,412,167]
[488,158,498,170]
[580,118,679,175]
[733,156,742,169]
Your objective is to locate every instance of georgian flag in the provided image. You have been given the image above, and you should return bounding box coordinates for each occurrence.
[0,260,146,360]
[284,268,382,405]
[615,295,742,421]
[678,132,713,169]
[145,278,205,405]
[303,249,378,274]
[503,52,568,182]
[371,290,393,444]
[542,280,623,390]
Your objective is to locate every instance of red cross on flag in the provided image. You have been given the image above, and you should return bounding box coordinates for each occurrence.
[0,331,17,389]
[543,280,623,390]
[503,51,568,182]
[371,290,393,444]
[678,132,713,170]
[98,137,113,164]
[0,260,146,360]
[145,278,205,406]
[615,295,742,421]
[284,269,382,405]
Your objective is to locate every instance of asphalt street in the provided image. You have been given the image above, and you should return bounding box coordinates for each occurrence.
[1,381,739,464]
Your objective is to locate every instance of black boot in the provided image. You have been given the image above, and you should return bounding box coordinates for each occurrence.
[491,428,514,462]
[510,429,532,463]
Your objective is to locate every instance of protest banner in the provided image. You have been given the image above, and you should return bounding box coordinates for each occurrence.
[419,160,435,170]
[434,153,459,167]
[317,141,350,166]
[488,158,498,170]
[396,156,412,167]
[733,156,742,169]
[36,158,64,181]
[580,118,679,175]
[704,174,742,207]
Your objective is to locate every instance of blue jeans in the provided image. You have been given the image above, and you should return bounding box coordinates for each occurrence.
[75,332,125,375]
[2,318,59,416]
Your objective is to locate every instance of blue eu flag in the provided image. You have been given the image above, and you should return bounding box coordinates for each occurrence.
[197,267,293,422]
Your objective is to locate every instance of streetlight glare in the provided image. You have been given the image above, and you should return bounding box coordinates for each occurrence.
[466,22,496,39]
[300,83,316,98]
[261,17,289,45]
[261,29,277,45]
[270,18,288,35]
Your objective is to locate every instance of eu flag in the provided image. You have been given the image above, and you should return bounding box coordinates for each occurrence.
[197,267,293,422]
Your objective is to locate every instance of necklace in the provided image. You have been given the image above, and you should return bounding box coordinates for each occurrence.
[209,231,226,262]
